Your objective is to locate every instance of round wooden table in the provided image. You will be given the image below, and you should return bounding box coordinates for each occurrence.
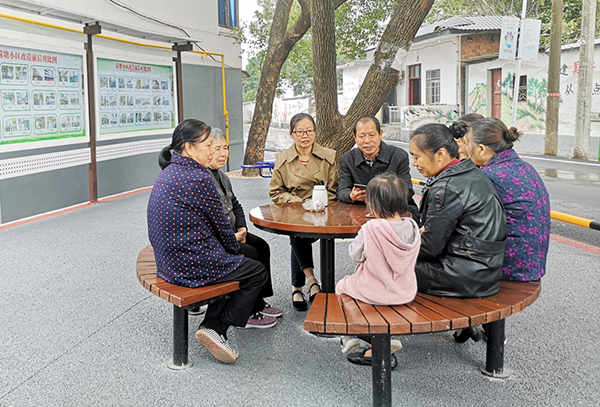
[249,201,369,293]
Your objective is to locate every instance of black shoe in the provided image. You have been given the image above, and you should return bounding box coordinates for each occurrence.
[454,327,486,343]
[308,282,321,303]
[347,348,398,370]
[292,289,308,311]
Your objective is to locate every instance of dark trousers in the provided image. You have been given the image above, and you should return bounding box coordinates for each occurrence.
[239,232,273,313]
[202,258,267,336]
[290,236,317,287]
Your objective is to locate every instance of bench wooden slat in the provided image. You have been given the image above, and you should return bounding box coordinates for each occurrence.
[413,296,470,329]
[324,294,347,334]
[500,280,540,293]
[339,294,370,335]
[419,294,489,326]
[390,304,432,333]
[374,306,411,334]
[304,293,327,333]
[405,301,451,331]
[355,301,389,334]
[468,298,511,320]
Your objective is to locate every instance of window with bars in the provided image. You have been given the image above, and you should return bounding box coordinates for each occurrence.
[426,69,441,105]
[218,0,238,28]
[408,64,421,105]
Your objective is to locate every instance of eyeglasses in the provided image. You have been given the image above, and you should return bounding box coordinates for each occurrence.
[292,129,315,137]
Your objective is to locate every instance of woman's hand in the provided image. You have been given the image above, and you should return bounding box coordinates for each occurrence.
[419,226,425,234]
[235,227,247,243]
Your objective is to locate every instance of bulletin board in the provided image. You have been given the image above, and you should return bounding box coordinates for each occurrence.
[96,57,175,138]
[0,44,85,146]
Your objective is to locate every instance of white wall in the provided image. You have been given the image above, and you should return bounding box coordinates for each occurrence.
[340,64,370,114]
[1,0,241,69]
[466,46,600,137]
[396,36,460,107]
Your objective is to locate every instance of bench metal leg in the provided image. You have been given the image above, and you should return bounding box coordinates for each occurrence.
[167,305,194,370]
[480,319,509,378]
[319,238,335,293]
[371,335,392,407]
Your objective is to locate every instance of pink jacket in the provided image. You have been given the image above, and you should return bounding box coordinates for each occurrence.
[336,218,421,305]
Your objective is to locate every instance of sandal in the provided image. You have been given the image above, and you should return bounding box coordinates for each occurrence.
[292,289,308,311]
[307,278,321,303]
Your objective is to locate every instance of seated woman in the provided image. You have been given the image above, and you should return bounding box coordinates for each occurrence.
[147,119,268,364]
[409,123,506,298]
[207,127,283,326]
[461,118,550,281]
[269,113,338,311]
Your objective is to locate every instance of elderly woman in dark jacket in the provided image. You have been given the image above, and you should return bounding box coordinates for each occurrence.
[409,123,506,298]
[208,128,283,325]
[147,119,268,365]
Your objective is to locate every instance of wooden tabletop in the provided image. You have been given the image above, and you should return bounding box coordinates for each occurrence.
[249,201,369,237]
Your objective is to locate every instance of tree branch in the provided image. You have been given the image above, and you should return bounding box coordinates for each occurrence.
[345,0,435,123]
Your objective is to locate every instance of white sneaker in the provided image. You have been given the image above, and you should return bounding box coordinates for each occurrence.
[188,305,208,315]
[195,327,239,363]
[340,336,362,354]
[391,338,403,354]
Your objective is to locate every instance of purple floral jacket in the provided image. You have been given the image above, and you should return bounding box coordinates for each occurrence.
[481,149,550,281]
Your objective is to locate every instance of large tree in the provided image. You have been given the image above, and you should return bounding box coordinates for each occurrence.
[243,0,434,170]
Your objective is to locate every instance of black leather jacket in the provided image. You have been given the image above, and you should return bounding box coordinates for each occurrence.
[417,159,506,298]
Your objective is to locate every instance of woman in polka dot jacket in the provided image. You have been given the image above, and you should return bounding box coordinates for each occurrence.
[147,119,269,364]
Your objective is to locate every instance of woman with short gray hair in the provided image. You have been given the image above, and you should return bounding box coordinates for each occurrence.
[208,128,283,327]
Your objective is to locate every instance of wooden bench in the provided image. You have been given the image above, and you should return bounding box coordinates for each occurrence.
[136,245,239,369]
[304,280,541,407]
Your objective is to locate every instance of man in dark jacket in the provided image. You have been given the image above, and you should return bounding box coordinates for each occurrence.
[337,116,419,221]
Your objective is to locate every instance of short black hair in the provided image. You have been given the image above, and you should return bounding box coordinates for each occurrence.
[366,173,409,218]
[353,115,381,135]
[289,113,315,134]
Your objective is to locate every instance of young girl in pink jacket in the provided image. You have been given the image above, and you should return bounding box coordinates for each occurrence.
[336,173,421,367]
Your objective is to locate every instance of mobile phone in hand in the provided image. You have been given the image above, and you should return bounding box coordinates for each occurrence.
[354,183,367,190]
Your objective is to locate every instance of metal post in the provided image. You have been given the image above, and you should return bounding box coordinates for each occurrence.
[84,23,101,203]
[172,43,192,123]
[480,319,509,378]
[544,0,563,156]
[510,0,528,127]
[573,0,597,159]
[168,305,193,370]
[319,238,335,293]
[371,335,392,407]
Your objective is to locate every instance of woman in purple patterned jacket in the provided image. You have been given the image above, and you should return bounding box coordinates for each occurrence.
[460,117,551,282]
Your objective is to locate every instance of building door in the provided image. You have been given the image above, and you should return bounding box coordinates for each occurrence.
[491,68,502,119]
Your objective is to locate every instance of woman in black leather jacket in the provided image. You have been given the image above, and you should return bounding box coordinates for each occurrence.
[409,123,506,298]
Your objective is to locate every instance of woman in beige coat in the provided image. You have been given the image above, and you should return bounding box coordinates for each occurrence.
[269,113,338,311]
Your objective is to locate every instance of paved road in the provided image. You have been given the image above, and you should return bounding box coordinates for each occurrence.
[248,125,600,249]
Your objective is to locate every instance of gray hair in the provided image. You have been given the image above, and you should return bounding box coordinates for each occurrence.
[212,127,226,141]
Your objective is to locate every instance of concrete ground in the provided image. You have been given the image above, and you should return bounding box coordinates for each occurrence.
[1,176,598,406]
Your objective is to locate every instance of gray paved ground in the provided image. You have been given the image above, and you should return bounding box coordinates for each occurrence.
[1,176,599,406]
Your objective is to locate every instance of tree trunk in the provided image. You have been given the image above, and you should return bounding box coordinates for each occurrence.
[243,0,347,175]
[311,0,343,148]
[313,0,435,155]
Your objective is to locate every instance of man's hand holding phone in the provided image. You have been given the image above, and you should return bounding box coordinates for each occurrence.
[349,183,367,202]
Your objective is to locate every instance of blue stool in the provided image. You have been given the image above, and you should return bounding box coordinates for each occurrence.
[241,161,275,178]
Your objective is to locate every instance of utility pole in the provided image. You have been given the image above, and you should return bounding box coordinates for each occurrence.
[544,0,563,156]
[573,0,598,159]
[511,0,528,127]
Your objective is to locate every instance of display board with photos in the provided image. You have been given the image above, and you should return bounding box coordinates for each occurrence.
[0,45,85,145]
[97,58,175,136]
